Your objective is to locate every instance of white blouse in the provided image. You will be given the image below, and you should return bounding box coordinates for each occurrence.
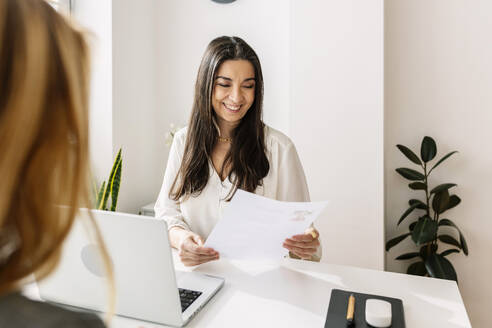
[155,125,321,259]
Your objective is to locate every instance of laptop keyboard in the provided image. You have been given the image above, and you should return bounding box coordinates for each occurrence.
[179,288,202,312]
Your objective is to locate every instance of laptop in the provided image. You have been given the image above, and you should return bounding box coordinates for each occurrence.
[37,209,224,327]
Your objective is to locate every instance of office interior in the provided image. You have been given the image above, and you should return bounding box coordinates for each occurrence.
[20,0,491,327]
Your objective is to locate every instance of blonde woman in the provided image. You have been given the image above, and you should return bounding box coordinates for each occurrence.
[0,0,112,326]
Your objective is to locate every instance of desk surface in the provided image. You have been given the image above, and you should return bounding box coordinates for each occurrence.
[104,255,471,328]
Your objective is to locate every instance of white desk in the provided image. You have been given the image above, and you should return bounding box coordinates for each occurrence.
[106,255,471,328]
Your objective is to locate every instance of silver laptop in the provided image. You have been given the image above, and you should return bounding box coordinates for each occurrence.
[37,209,224,327]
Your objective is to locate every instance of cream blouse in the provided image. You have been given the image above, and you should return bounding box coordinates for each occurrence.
[155,125,321,259]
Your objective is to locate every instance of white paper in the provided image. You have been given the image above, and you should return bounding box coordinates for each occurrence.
[204,190,328,260]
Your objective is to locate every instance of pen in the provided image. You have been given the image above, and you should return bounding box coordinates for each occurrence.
[346,293,355,326]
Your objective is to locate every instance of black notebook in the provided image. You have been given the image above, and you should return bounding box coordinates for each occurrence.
[324,289,405,328]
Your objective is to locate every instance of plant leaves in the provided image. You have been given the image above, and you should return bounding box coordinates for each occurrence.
[432,190,450,214]
[430,183,457,195]
[398,203,420,225]
[397,144,422,165]
[104,148,121,211]
[110,156,122,211]
[395,252,420,260]
[429,151,458,174]
[409,182,427,190]
[92,180,99,207]
[441,249,460,257]
[396,168,425,181]
[407,261,427,276]
[97,181,105,208]
[425,253,458,281]
[438,219,468,255]
[421,136,437,163]
[409,221,417,231]
[446,195,461,211]
[438,235,461,249]
[386,233,412,251]
[409,199,428,210]
[419,244,437,261]
[412,216,437,245]
[98,181,109,210]
[107,148,122,184]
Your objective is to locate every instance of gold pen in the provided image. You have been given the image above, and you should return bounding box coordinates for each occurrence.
[346,293,355,326]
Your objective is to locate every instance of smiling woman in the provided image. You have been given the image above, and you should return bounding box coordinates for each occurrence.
[212,60,256,129]
[155,36,322,267]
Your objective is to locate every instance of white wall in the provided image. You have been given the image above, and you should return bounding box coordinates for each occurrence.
[385,1,492,326]
[73,0,113,184]
[75,0,165,213]
[154,0,291,138]
[291,0,384,269]
[112,0,162,213]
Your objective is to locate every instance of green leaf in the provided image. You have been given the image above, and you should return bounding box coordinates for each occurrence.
[439,219,468,255]
[397,144,422,165]
[409,221,417,231]
[102,179,111,210]
[105,148,122,211]
[432,190,450,214]
[98,148,122,211]
[460,234,468,256]
[110,156,122,211]
[421,136,437,163]
[429,151,458,174]
[438,235,461,249]
[98,181,110,210]
[386,233,412,251]
[409,199,428,210]
[441,249,460,257]
[419,244,437,261]
[395,252,420,260]
[446,195,461,211]
[409,182,427,190]
[396,168,425,181]
[425,253,457,281]
[430,183,457,194]
[398,203,420,225]
[407,261,427,276]
[97,181,105,207]
[412,216,438,245]
[92,180,99,207]
[107,148,122,184]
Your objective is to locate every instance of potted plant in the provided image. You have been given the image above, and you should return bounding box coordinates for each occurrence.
[94,148,122,211]
[386,136,468,281]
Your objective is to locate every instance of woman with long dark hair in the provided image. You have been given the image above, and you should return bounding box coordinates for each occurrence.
[155,36,321,266]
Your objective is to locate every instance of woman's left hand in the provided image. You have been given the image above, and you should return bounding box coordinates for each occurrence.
[283,228,320,260]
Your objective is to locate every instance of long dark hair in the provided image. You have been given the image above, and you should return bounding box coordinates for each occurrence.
[170,36,269,201]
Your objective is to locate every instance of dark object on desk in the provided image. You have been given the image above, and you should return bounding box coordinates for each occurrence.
[325,289,405,328]
[325,313,348,327]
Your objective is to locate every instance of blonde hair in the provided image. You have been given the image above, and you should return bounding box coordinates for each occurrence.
[0,0,114,318]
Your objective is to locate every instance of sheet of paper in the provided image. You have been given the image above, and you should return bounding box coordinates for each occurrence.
[204,189,328,260]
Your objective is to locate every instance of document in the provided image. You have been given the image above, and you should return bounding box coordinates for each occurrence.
[204,190,328,260]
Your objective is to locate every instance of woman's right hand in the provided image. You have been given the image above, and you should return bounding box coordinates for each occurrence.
[178,231,220,267]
